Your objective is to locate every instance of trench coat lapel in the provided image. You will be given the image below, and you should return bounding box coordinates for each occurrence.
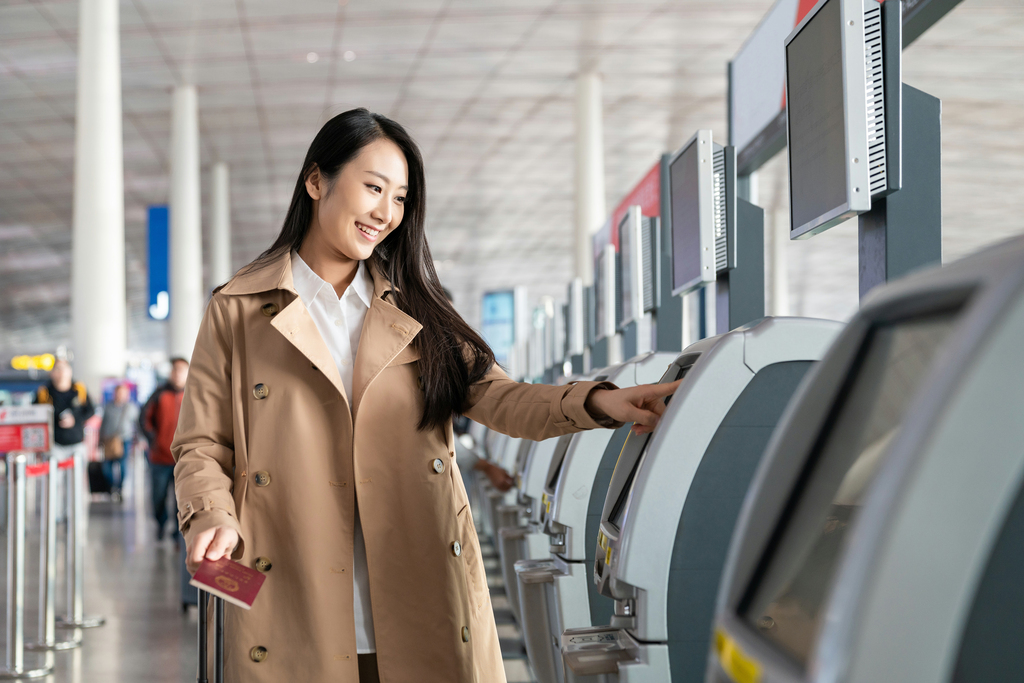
[270,297,349,406]
[352,267,422,416]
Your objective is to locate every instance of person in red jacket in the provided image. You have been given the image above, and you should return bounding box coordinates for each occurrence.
[139,357,188,541]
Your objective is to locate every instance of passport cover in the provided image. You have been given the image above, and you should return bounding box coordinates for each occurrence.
[189,557,266,610]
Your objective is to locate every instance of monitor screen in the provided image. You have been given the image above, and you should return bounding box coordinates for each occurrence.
[608,363,692,529]
[671,139,702,294]
[742,311,960,665]
[786,0,850,235]
[619,212,636,325]
[481,291,516,368]
[546,435,573,492]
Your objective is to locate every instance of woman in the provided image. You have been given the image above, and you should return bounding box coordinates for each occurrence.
[172,108,679,683]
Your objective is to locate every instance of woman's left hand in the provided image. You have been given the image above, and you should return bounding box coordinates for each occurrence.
[584,380,683,435]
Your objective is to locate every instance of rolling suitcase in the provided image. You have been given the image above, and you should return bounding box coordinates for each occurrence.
[87,460,111,494]
[181,542,199,611]
[198,592,225,683]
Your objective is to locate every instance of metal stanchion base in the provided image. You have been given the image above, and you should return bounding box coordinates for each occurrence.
[0,665,54,679]
[24,636,82,651]
[55,615,105,629]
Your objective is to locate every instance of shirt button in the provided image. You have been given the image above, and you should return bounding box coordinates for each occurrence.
[341,359,350,367]
[254,471,271,487]
[253,384,269,400]
[452,541,462,557]
[334,319,342,326]
[431,459,445,474]
[250,646,268,662]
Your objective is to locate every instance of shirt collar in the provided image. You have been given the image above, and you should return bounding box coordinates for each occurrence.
[291,251,373,309]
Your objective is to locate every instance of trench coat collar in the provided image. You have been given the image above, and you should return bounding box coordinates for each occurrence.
[220,249,423,415]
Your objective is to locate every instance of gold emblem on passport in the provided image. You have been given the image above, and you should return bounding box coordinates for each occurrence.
[215,576,240,593]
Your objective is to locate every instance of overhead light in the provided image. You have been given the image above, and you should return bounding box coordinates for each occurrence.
[307,52,319,63]
[343,50,356,62]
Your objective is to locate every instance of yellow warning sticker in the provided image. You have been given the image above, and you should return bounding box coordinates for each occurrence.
[714,628,762,683]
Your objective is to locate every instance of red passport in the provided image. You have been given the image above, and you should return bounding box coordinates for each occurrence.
[189,557,266,610]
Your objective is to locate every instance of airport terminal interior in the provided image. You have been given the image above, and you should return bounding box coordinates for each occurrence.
[1,0,1023,681]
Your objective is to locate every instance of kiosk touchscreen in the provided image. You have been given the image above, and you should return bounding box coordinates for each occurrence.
[558,317,841,682]
[515,352,678,683]
[708,236,1024,683]
[670,130,735,296]
[786,0,900,238]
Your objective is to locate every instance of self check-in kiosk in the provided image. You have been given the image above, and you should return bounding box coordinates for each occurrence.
[707,237,1024,683]
[557,317,841,682]
[515,351,678,683]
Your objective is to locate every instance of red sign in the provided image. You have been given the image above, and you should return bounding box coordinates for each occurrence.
[610,161,662,250]
[0,405,53,453]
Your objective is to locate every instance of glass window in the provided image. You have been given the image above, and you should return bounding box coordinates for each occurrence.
[743,312,959,665]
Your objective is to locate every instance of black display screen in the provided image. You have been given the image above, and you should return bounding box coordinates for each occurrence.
[671,139,702,293]
[786,0,849,234]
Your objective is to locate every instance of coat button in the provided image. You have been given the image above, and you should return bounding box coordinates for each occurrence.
[431,458,445,474]
[452,541,462,557]
[261,303,279,317]
[250,646,268,662]
[461,626,470,643]
[254,471,271,487]
[255,556,272,572]
[253,383,269,400]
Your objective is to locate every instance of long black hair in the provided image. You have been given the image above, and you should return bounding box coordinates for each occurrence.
[257,108,495,431]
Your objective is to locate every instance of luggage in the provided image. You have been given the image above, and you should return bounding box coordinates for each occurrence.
[198,592,225,683]
[87,461,111,494]
[181,542,199,612]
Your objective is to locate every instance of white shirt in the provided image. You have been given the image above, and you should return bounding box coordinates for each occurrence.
[291,251,378,653]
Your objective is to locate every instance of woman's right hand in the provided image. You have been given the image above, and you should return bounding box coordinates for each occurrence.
[186,525,240,575]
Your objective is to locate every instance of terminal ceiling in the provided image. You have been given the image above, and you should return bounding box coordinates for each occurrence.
[1,0,1022,358]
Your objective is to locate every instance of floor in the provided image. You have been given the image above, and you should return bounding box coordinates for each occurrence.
[0,454,536,682]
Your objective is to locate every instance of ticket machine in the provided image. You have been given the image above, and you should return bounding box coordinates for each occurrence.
[706,236,1024,683]
[515,351,678,683]
[558,317,841,682]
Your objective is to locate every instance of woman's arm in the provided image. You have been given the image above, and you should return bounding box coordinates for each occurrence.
[172,294,243,572]
[463,363,681,441]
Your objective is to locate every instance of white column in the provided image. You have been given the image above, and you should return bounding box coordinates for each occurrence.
[70,0,126,395]
[209,162,232,287]
[169,85,204,359]
[574,71,606,285]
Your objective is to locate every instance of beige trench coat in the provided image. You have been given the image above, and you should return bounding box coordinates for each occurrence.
[172,250,617,683]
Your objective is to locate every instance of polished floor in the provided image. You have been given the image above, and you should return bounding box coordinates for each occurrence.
[0,454,536,682]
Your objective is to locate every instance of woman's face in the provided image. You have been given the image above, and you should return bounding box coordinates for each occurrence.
[305,138,409,262]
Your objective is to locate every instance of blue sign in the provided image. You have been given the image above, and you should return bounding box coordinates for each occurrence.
[481,291,515,367]
[148,206,169,320]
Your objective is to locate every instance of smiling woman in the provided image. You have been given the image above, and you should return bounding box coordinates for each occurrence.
[171,108,680,683]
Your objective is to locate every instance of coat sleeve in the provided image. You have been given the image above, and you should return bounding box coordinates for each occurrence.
[171,294,245,555]
[463,362,623,441]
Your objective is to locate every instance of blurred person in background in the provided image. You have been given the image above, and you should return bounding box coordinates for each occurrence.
[35,359,95,460]
[139,358,188,541]
[99,383,137,501]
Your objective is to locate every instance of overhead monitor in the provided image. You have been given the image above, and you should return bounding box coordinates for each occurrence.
[670,130,737,296]
[595,244,618,340]
[740,309,960,665]
[786,0,901,239]
[617,206,658,328]
[566,279,585,357]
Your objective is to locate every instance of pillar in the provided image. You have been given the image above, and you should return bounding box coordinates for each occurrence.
[70,0,126,395]
[169,85,204,359]
[209,162,232,288]
[574,71,606,285]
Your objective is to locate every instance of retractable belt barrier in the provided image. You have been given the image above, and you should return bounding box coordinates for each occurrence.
[197,592,226,683]
[1,447,105,679]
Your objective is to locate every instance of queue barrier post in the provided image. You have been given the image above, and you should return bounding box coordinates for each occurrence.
[0,453,54,680]
[25,453,81,653]
[55,448,105,630]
